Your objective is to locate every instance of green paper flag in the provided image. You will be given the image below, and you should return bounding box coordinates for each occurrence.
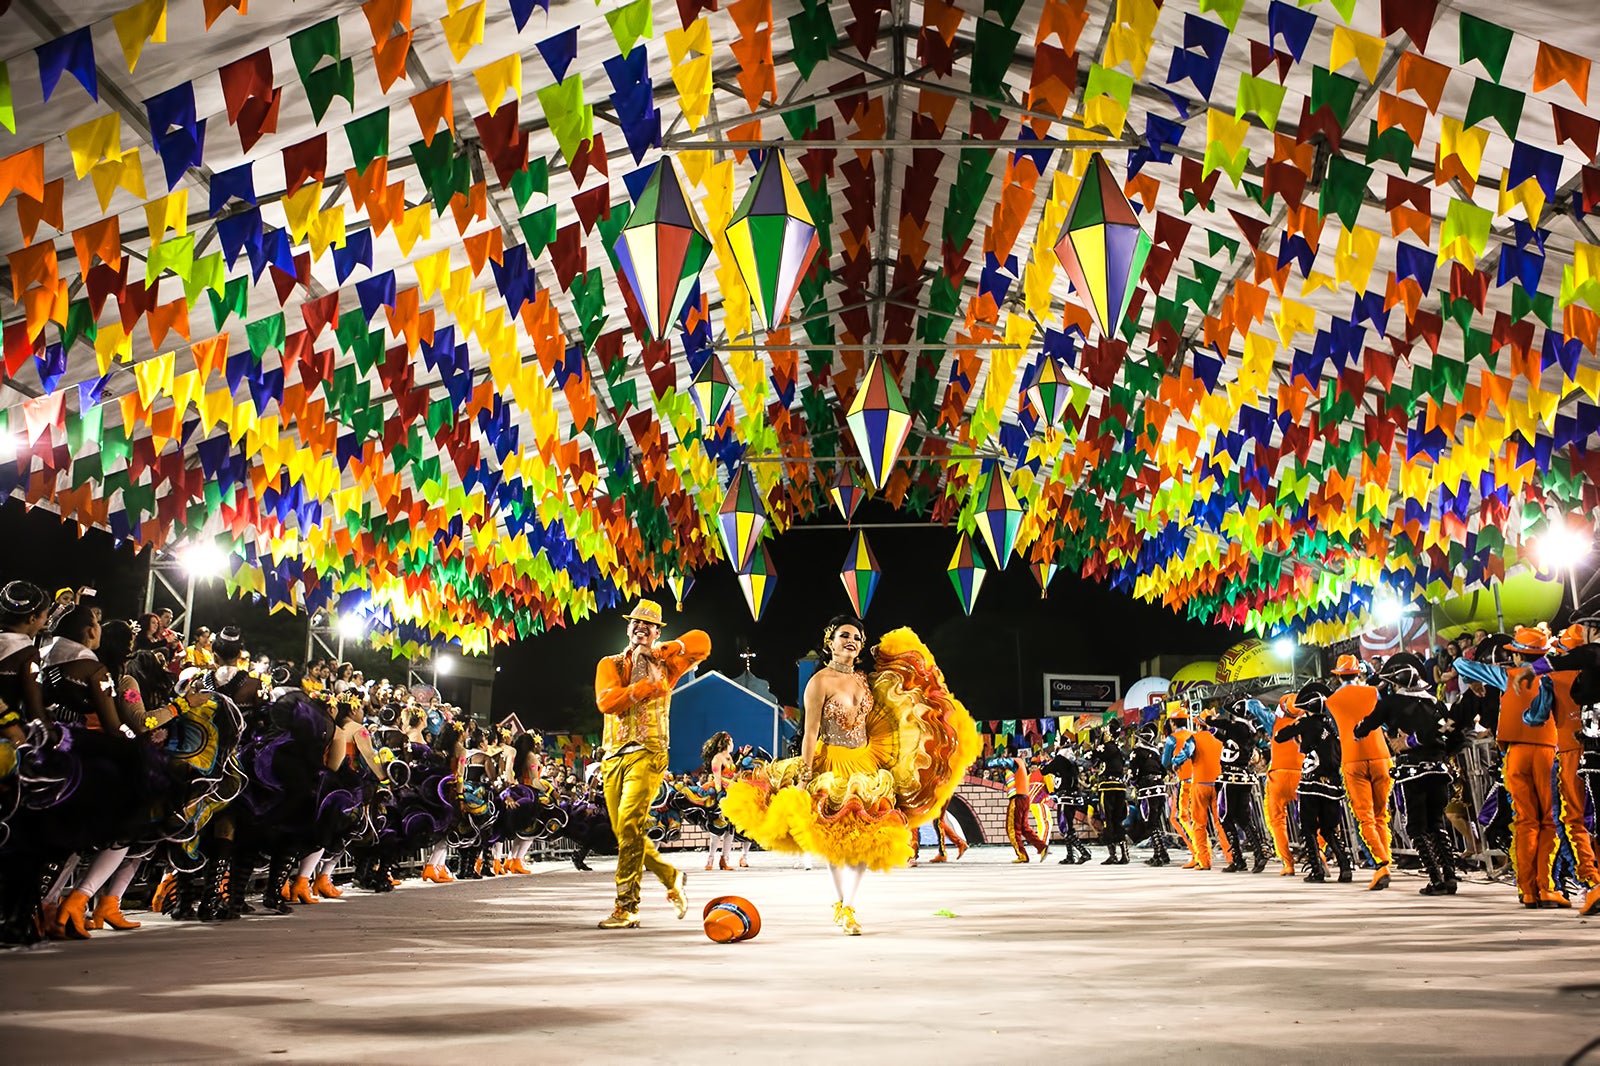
[782,106,818,139]
[518,206,557,257]
[0,62,12,135]
[247,312,286,357]
[1458,13,1513,83]
[1463,78,1523,139]
[62,299,96,351]
[537,75,593,163]
[1322,0,1357,22]
[985,0,1025,28]
[345,109,389,177]
[209,275,249,329]
[1309,66,1359,126]
[289,18,340,82]
[1236,72,1287,130]
[511,157,548,209]
[1199,0,1245,31]
[304,60,356,124]
[605,0,653,56]
[787,2,837,80]
[972,20,1023,100]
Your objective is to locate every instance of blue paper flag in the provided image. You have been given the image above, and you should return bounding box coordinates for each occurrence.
[357,270,398,317]
[537,27,580,83]
[37,27,97,102]
[210,161,257,215]
[622,161,659,202]
[1266,0,1316,62]
[332,229,374,283]
[509,0,550,31]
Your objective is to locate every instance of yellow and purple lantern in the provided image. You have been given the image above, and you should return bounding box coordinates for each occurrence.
[1053,153,1152,338]
[1030,558,1058,599]
[614,157,712,341]
[737,542,777,621]
[844,354,913,492]
[667,571,694,611]
[947,533,987,616]
[829,464,867,524]
[690,353,734,428]
[975,466,1023,568]
[724,151,820,332]
[718,465,767,572]
[839,530,881,617]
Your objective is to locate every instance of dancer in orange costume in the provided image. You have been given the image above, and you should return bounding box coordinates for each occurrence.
[997,754,1049,863]
[1161,711,1200,866]
[1455,628,1563,909]
[1326,655,1393,891]
[1545,602,1600,916]
[1165,709,1231,870]
[1266,694,1304,875]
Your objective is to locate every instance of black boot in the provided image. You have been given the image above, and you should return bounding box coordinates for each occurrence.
[1250,828,1270,873]
[261,855,293,915]
[1117,841,1131,864]
[1438,832,1459,894]
[0,859,44,947]
[1331,834,1354,883]
[1058,832,1078,864]
[198,845,235,922]
[1222,824,1247,872]
[170,870,201,921]
[1147,830,1169,867]
[481,848,497,877]
[572,845,592,872]
[228,852,255,915]
[1415,835,1448,895]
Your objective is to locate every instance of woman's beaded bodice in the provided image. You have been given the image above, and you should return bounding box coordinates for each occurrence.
[820,674,872,748]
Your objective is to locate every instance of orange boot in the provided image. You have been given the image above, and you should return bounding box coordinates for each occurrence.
[39,898,63,939]
[91,896,141,930]
[510,857,532,874]
[493,858,505,875]
[287,876,320,904]
[312,872,343,899]
[422,864,454,884]
[150,874,176,913]
[53,890,93,940]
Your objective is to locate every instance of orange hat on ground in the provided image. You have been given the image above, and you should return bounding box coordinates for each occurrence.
[1331,654,1362,676]
[1510,626,1551,655]
[703,896,761,943]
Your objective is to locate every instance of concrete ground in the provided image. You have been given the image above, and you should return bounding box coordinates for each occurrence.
[2,847,1598,1065]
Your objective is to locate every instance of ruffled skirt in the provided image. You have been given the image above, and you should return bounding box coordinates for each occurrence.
[722,627,981,872]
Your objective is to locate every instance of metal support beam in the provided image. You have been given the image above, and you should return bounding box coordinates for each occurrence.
[142,555,195,642]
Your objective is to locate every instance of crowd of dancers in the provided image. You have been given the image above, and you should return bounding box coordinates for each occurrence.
[0,579,704,946]
[1010,608,1600,915]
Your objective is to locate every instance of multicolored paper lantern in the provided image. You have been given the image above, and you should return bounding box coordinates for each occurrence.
[689,353,734,428]
[1053,153,1152,338]
[667,571,694,610]
[839,530,881,617]
[737,542,777,621]
[947,533,987,616]
[829,464,867,524]
[724,150,820,332]
[1024,353,1073,434]
[975,467,1023,568]
[613,157,713,340]
[845,355,913,492]
[1030,558,1058,599]
[717,465,767,572]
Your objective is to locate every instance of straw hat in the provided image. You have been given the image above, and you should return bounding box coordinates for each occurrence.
[623,599,665,626]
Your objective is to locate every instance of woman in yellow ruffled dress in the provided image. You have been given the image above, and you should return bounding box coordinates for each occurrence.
[722,616,980,934]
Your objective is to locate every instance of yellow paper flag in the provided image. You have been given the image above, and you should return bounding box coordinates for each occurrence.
[1329,25,1384,83]
[112,0,167,72]
[475,53,521,116]
[440,0,486,64]
[67,115,123,180]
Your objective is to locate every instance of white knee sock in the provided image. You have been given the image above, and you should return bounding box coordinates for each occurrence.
[513,839,531,861]
[942,812,966,845]
[736,835,750,860]
[317,855,338,877]
[78,847,131,897]
[45,854,82,904]
[708,834,723,867]
[104,856,141,899]
[427,845,448,867]
[297,849,325,879]
[841,863,868,908]
[828,862,848,902]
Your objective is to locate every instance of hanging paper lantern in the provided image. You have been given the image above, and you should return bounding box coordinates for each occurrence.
[975,467,1023,568]
[947,533,987,616]
[667,571,694,611]
[737,542,777,621]
[839,531,881,617]
[1024,353,1073,434]
[844,354,913,491]
[724,150,820,332]
[830,464,867,524]
[1030,558,1059,599]
[689,353,734,428]
[1053,153,1152,338]
[613,157,713,340]
[718,465,767,572]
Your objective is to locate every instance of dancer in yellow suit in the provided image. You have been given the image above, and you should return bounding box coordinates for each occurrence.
[592,599,709,929]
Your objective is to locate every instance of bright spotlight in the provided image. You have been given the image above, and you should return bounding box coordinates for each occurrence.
[180,540,228,580]
[0,433,18,461]
[335,614,366,641]
[1272,637,1296,659]
[1538,521,1593,572]
[1372,598,1404,627]
[435,654,454,676]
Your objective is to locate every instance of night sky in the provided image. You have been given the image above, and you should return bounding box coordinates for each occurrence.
[2,495,1243,732]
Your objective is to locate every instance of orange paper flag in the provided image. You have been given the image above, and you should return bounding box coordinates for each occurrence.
[1534,42,1591,104]
[372,30,412,93]
[0,145,46,208]
[16,179,64,245]
[410,83,454,146]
